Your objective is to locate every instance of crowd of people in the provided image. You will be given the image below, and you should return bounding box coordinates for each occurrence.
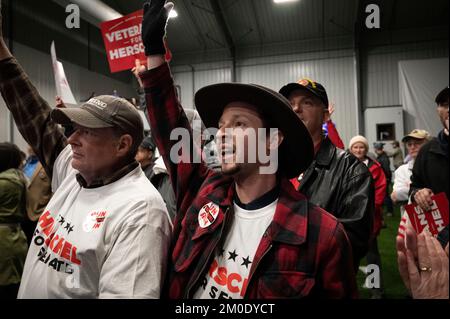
[0,0,448,300]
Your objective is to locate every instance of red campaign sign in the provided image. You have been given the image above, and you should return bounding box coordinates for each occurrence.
[404,192,449,236]
[100,10,147,73]
[100,10,172,73]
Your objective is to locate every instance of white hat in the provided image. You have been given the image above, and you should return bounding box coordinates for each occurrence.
[349,135,369,150]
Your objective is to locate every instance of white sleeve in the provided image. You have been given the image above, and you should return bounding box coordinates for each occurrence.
[392,166,410,202]
[98,203,171,299]
[51,145,75,192]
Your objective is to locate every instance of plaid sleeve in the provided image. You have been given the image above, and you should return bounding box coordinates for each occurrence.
[0,57,67,179]
[140,63,209,213]
[320,222,359,298]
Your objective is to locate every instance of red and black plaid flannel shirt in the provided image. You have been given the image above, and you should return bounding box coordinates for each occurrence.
[140,63,358,299]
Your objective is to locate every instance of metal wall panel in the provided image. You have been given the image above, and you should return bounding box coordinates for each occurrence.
[1,42,136,151]
[362,40,449,108]
[172,50,359,146]
[173,63,232,109]
[237,54,358,146]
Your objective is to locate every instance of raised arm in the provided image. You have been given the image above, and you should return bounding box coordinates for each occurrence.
[0,12,67,178]
[139,1,209,221]
[324,103,345,149]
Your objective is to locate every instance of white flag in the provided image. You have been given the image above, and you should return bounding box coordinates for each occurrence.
[51,41,77,105]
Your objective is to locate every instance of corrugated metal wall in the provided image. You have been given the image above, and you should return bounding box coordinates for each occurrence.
[173,62,233,109]
[362,40,449,108]
[172,40,449,146]
[173,49,359,146]
[0,42,136,151]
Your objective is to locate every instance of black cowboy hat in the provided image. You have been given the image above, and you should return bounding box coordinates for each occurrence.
[195,83,313,178]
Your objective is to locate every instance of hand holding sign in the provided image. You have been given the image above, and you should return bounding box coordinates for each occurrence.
[414,188,434,211]
[141,0,174,56]
[404,192,449,236]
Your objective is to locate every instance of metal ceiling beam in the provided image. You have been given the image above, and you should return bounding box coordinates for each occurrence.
[52,0,122,27]
[209,0,236,81]
[180,1,208,50]
[249,0,263,45]
[353,0,366,135]
[354,0,365,46]
[67,0,122,22]
[387,0,398,31]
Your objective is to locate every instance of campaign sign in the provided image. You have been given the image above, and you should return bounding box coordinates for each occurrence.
[100,10,147,73]
[404,192,449,236]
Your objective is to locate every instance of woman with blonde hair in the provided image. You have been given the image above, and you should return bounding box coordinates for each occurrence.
[349,135,387,298]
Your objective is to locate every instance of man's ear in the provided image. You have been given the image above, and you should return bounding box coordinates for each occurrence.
[147,150,154,161]
[116,134,133,157]
[267,130,284,151]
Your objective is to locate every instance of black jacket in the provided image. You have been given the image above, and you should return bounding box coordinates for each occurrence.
[410,131,449,202]
[143,163,177,221]
[376,152,392,182]
[298,138,374,267]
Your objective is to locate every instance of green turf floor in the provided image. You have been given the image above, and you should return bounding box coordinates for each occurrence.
[357,205,410,299]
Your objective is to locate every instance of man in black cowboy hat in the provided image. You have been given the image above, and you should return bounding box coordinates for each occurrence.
[139,0,357,299]
[279,79,374,269]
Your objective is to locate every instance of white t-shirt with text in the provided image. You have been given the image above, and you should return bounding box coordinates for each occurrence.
[193,199,277,299]
[18,145,172,299]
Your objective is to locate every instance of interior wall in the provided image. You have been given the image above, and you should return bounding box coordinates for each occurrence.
[0,42,136,151]
[172,49,359,147]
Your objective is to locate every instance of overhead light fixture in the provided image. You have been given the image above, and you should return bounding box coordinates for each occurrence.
[273,0,299,4]
[169,9,178,19]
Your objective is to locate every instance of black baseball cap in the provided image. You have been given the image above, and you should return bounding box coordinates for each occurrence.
[279,78,329,108]
[435,87,449,105]
[373,142,385,150]
[140,136,156,151]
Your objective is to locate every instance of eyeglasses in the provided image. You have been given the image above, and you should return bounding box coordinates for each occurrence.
[406,141,424,148]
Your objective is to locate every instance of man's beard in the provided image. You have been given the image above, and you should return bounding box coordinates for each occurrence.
[221,163,241,176]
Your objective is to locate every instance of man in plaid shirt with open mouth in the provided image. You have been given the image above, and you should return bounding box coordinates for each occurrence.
[140,0,357,299]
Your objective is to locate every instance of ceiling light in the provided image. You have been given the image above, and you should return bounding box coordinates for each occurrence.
[169,9,178,19]
[273,0,299,4]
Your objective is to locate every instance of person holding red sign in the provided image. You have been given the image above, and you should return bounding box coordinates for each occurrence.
[410,87,449,214]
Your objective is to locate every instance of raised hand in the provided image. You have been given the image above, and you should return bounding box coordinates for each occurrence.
[0,7,12,60]
[131,59,147,88]
[55,96,66,109]
[141,0,174,56]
